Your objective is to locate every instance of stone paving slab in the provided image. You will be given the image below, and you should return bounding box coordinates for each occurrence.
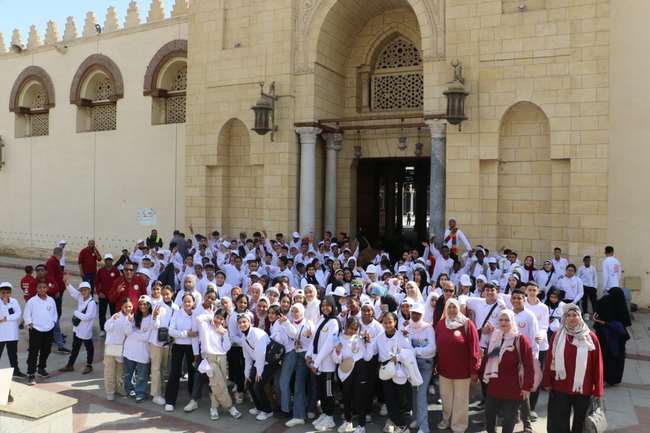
[0,381,77,419]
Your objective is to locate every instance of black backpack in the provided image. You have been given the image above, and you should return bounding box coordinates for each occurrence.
[265,339,286,367]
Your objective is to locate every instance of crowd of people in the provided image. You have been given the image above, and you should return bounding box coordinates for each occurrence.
[0,220,631,433]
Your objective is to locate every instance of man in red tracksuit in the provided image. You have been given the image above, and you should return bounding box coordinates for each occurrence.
[43,247,70,353]
[108,262,147,311]
[95,254,120,334]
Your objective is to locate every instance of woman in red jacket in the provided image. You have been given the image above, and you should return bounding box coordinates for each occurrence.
[481,309,535,433]
[435,295,480,433]
[543,303,604,433]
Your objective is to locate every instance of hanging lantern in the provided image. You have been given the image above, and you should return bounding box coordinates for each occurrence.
[398,119,408,151]
[251,81,277,139]
[444,60,469,127]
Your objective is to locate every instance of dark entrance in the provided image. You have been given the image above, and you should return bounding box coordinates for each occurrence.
[357,158,430,254]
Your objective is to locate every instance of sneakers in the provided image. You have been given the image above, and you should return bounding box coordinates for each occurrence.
[249,408,260,416]
[99,330,106,337]
[394,427,410,433]
[128,390,136,398]
[256,411,274,421]
[37,368,50,378]
[164,404,174,412]
[354,427,366,433]
[313,413,326,426]
[437,419,450,430]
[417,430,426,433]
[410,420,418,429]
[530,411,539,422]
[428,384,436,395]
[59,364,74,372]
[56,347,71,354]
[210,408,219,420]
[135,395,145,403]
[286,418,306,427]
[183,399,199,412]
[338,421,354,433]
[13,370,27,379]
[379,404,388,416]
[317,416,336,431]
[28,374,36,385]
[229,406,242,419]
[106,393,115,401]
[234,392,244,404]
[82,365,93,375]
[365,415,372,423]
[152,396,166,406]
[383,419,395,433]
[308,411,316,420]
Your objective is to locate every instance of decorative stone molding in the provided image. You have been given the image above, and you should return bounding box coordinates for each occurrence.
[171,0,189,17]
[63,17,78,41]
[83,12,99,38]
[147,0,165,23]
[27,25,41,49]
[125,1,142,28]
[44,21,60,44]
[9,66,56,112]
[142,39,188,96]
[0,33,5,53]
[104,7,120,33]
[11,29,23,48]
[69,54,124,105]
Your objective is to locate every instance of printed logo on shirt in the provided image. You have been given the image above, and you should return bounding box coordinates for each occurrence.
[110,273,115,277]
[134,284,139,290]
[323,326,328,332]
[453,330,462,337]
[518,321,526,329]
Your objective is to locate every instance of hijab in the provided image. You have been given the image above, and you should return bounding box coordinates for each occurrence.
[483,309,518,382]
[524,256,536,282]
[424,292,438,323]
[550,303,595,393]
[443,298,467,330]
[291,302,305,323]
[406,280,423,303]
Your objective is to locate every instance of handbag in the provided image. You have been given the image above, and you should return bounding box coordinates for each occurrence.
[72,304,88,327]
[157,327,170,343]
[265,339,286,367]
[583,397,607,433]
[378,361,396,381]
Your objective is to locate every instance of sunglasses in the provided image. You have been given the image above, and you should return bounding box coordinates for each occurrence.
[125,268,135,272]
[443,289,455,293]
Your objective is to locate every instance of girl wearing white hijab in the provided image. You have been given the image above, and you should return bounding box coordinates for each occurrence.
[543,303,604,433]
[481,310,535,433]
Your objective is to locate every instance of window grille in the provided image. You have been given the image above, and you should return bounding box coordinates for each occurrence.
[30,113,49,136]
[91,104,117,131]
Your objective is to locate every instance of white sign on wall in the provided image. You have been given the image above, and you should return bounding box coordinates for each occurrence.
[137,208,157,226]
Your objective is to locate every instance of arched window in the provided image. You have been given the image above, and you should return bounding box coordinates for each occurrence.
[70,54,124,133]
[370,36,423,112]
[143,40,188,125]
[9,66,55,138]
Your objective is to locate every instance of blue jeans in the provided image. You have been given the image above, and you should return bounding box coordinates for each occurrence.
[293,352,309,419]
[413,357,434,433]
[52,320,65,348]
[123,358,150,398]
[279,350,298,413]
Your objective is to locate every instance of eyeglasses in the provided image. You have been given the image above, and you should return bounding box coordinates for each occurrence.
[125,268,134,272]
[443,289,455,293]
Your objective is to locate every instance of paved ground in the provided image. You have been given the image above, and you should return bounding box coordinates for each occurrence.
[0,259,649,433]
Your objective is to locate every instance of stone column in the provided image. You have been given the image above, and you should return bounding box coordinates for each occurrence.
[295,127,322,236]
[426,120,447,241]
[322,132,343,236]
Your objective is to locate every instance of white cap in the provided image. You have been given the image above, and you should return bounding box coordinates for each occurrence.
[141,255,153,261]
[410,302,425,315]
[138,294,151,304]
[104,253,114,260]
[0,282,13,290]
[245,253,257,262]
[460,274,472,286]
[79,282,91,290]
[366,264,377,274]
[487,257,497,264]
[397,265,409,274]
[137,239,145,244]
[292,232,300,238]
[477,274,487,283]
[333,286,347,297]
[58,240,67,245]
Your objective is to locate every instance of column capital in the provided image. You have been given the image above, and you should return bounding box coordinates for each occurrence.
[323,132,343,151]
[425,119,447,139]
[295,126,322,143]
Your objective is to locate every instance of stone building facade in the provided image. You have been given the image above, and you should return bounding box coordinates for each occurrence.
[0,0,648,305]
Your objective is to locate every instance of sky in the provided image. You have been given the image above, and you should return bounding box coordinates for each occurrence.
[0,0,176,46]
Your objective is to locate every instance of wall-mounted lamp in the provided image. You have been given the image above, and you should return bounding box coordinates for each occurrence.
[251,81,278,141]
[444,60,469,130]
[398,119,408,151]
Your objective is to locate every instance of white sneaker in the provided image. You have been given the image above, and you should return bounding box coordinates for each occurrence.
[365,415,372,423]
[428,384,435,395]
[317,416,336,431]
[106,394,115,401]
[286,418,306,427]
[437,419,450,430]
[410,420,418,429]
[417,430,426,433]
[383,419,395,433]
[313,413,326,426]
[379,404,388,416]
[234,392,244,404]
[249,408,260,416]
[354,427,366,433]
[152,396,165,406]
[183,400,198,412]
[256,411,274,421]
[164,404,174,412]
[308,412,316,420]
[394,427,410,433]
[338,421,354,433]
[229,406,242,419]
[210,408,219,420]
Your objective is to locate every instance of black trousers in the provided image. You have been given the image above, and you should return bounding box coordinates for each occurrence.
[547,390,591,433]
[342,362,368,425]
[364,355,383,412]
[26,328,53,374]
[316,371,336,416]
[165,344,196,405]
[581,287,597,314]
[98,297,116,331]
[68,334,94,366]
[485,395,519,433]
[0,340,19,370]
[227,345,245,392]
[55,295,62,319]
[381,379,411,427]
[249,366,274,413]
